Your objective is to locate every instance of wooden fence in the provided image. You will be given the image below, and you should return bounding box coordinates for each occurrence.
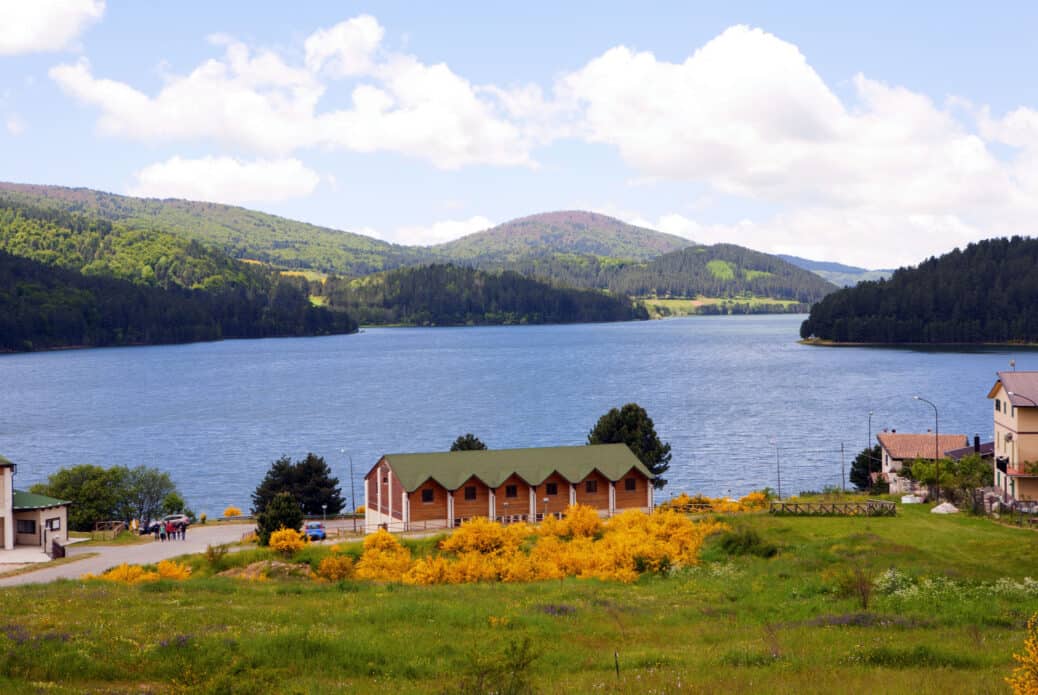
[768,500,896,517]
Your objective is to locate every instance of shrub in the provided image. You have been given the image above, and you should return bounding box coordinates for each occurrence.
[223,506,242,518]
[199,512,207,524]
[205,544,230,568]
[355,505,366,515]
[156,560,192,580]
[717,528,778,558]
[85,563,159,584]
[269,527,307,556]
[355,529,412,582]
[316,555,355,581]
[1008,611,1038,694]
[256,492,302,546]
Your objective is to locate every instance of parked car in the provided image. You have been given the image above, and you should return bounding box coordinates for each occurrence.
[138,520,159,535]
[161,514,191,527]
[304,521,326,541]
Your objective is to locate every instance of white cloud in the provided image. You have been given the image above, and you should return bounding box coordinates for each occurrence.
[364,216,494,246]
[49,16,534,168]
[304,15,383,77]
[5,114,25,135]
[128,156,320,205]
[0,0,104,55]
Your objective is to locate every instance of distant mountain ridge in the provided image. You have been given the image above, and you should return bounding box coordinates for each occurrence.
[777,254,893,287]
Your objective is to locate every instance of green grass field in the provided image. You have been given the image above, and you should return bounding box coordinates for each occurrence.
[642,296,803,318]
[1,503,1037,693]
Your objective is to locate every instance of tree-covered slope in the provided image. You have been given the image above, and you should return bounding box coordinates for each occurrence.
[430,211,692,262]
[605,244,837,302]
[800,236,1038,343]
[0,182,426,275]
[321,263,648,326]
[0,250,356,352]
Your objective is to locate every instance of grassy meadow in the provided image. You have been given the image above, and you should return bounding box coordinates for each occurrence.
[1,502,1037,693]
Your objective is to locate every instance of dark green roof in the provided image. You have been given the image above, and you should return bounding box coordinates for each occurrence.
[12,490,70,510]
[381,444,653,492]
[0,455,13,468]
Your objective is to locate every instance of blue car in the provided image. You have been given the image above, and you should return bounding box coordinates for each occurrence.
[304,521,326,541]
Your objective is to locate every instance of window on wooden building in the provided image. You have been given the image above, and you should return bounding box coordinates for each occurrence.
[625,478,637,491]
[505,485,518,498]
[546,483,558,495]
[585,480,598,493]
[464,486,477,500]
[421,489,434,503]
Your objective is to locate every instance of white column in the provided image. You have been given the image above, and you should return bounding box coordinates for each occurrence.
[647,482,654,510]
[1,468,12,550]
[363,472,371,533]
[401,491,409,531]
[489,490,496,520]
[529,486,536,519]
[608,482,616,516]
[569,484,576,507]
[387,466,393,522]
[376,468,383,521]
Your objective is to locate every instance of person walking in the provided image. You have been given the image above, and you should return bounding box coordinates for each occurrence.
[159,524,166,542]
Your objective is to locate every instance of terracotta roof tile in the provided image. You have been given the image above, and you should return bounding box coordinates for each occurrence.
[876,433,968,461]
[990,371,1038,407]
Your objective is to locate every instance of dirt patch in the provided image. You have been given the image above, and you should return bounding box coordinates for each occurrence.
[217,561,312,581]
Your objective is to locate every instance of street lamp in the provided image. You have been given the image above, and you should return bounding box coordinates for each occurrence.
[322,503,327,524]
[913,396,940,502]
[543,497,549,521]
[340,447,357,529]
[768,438,782,500]
[867,410,875,491]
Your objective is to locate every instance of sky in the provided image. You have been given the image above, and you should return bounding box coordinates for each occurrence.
[3,2,1038,268]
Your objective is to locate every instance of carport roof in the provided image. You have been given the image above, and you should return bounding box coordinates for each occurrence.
[379,444,653,492]
[12,490,70,511]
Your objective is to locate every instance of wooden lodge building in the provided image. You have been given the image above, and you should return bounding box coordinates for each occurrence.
[363,444,655,533]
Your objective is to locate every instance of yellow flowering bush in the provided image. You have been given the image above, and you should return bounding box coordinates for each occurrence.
[660,490,772,514]
[84,563,159,584]
[223,506,242,517]
[355,529,412,581]
[269,527,307,556]
[316,555,355,581]
[156,560,192,580]
[1008,612,1038,694]
[739,491,770,510]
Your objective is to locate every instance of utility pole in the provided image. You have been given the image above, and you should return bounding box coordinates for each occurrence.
[840,442,845,493]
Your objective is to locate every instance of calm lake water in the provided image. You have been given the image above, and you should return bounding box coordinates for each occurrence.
[0,315,1021,514]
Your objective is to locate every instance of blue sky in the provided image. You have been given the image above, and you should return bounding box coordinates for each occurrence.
[4,1,1038,267]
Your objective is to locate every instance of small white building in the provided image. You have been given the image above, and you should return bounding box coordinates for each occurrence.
[0,455,70,553]
[876,432,968,495]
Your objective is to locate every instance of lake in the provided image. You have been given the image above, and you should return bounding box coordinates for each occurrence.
[0,315,1020,514]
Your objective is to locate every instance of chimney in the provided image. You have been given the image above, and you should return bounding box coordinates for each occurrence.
[974,435,980,453]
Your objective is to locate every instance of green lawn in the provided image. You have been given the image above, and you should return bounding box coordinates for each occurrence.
[1,504,1036,693]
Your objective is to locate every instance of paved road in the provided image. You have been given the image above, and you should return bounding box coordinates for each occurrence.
[0,523,255,587]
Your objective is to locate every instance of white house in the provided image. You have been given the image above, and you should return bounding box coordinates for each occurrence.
[0,455,70,554]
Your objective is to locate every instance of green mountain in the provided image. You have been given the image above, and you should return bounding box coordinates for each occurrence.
[430,211,692,262]
[777,254,893,287]
[0,182,425,276]
[800,236,1038,343]
[321,263,647,326]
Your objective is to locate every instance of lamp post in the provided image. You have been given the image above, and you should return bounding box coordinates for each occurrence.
[867,410,875,491]
[913,396,940,502]
[340,448,356,532]
[322,503,327,524]
[769,438,782,500]
[543,497,549,521]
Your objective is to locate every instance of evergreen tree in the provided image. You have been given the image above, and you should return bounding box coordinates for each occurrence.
[849,445,882,491]
[587,403,671,489]
[252,453,344,516]
[256,492,303,546]
[450,434,488,451]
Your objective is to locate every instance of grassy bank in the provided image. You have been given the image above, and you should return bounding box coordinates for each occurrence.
[1,504,1036,693]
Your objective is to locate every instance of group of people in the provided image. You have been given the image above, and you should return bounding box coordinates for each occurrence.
[154,520,187,542]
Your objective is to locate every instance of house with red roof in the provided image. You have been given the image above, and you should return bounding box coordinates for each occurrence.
[988,372,1038,503]
[876,431,969,495]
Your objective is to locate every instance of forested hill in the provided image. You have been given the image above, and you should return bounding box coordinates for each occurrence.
[800,236,1038,343]
[0,251,356,352]
[0,199,357,351]
[0,182,424,276]
[605,244,837,302]
[431,211,692,262]
[321,264,648,326]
